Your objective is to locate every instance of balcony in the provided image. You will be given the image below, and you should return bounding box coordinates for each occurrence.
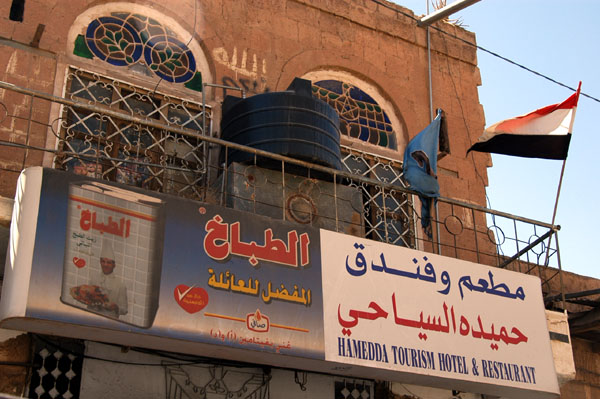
[0,77,569,310]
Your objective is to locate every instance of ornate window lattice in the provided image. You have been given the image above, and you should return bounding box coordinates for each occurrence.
[312,80,397,149]
[28,336,84,399]
[56,68,210,199]
[334,379,373,399]
[74,12,202,91]
[341,147,414,247]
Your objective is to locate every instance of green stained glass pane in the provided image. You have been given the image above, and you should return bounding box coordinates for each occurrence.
[73,35,94,59]
[379,130,388,147]
[184,72,203,92]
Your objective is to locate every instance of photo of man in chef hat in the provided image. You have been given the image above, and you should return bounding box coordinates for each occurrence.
[89,238,129,318]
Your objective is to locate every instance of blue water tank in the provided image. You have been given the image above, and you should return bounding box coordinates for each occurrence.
[220,78,341,170]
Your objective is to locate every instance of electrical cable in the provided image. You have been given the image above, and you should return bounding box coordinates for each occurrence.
[369,0,600,103]
[34,334,224,367]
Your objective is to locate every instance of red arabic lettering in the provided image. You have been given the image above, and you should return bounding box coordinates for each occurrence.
[203,215,310,267]
[204,215,230,260]
[79,208,131,238]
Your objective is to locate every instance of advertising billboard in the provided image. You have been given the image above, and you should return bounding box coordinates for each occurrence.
[0,167,559,398]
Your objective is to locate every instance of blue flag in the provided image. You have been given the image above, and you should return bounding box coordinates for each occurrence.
[403,110,442,238]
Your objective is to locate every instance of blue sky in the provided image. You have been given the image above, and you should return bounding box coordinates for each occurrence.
[394,0,600,278]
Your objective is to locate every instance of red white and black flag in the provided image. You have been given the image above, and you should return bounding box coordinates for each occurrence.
[468,82,581,160]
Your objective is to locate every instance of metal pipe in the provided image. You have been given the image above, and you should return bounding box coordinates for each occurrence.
[554,233,566,310]
[0,140,202,174]
[22,94,34,169]
[426,1,433,120]
[498,228,554,269]
[418,0,481,27]
[383,184,389,243]
[545,288,600,304]
[471,207,480,263]
[426,0,441,254]
[334,173,339,232]
[202,81,243,138]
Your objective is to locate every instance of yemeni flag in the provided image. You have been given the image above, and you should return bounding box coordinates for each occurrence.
[468,82,581,160]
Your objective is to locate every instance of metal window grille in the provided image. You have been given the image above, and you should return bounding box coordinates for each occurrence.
[55,67,211,200]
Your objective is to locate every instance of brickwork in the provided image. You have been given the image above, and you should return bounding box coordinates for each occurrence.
[0,42,56,196]
[0,0,489,206]
[559,338,600,399]
[0,333,31,396]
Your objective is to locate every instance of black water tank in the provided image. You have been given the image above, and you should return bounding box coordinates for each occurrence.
[220,78,341,170]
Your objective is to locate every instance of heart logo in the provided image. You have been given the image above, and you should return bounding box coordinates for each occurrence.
[174,285,209,314]
[73,257,86,268]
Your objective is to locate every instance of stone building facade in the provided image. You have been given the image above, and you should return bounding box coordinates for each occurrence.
[0,0,596,398]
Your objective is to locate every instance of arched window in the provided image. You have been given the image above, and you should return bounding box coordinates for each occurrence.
[312,80,396,149]
[303,71,403,152]
[70,6,211,91]
[58,5,211,199]
[303,71,412,247]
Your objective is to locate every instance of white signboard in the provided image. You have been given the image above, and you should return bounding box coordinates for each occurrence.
[321,229,559,398]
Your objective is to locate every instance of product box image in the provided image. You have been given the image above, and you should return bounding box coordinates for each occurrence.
[61,181,164,327]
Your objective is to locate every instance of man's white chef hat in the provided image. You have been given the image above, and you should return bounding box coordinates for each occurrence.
[100,238,115,260]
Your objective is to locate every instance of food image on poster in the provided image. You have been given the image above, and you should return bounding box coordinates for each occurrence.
[60,181,164,327]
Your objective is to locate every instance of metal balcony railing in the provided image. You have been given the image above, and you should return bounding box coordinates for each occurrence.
[0,78,565,305]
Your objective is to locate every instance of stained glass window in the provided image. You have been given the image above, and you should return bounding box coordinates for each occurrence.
[75,12,202,90]
[312,80,397,150]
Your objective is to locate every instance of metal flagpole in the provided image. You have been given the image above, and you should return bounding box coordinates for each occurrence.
[542,82,581,270]
[541,155,567,306]
[425,0,443,255]
[542,158,566,267]
[420,0,482,255]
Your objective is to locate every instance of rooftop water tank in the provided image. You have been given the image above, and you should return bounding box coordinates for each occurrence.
[220,78,342,170]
